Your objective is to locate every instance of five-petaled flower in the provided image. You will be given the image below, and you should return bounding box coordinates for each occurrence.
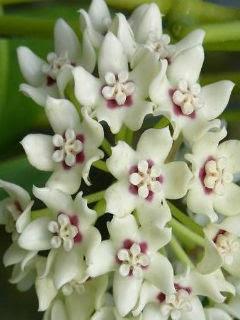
[21,97,104,195]
[105,127,192,227]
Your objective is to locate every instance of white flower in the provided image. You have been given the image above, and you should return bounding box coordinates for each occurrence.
[18,187,101,290]
[73,32,160,134]
[21,97,104,195]
[198,215,240,276]
[105,127,192,227]
[133,270,234,320]
[87,214,174,316]
[17,19,95,107]
[0,180,38,282]
[42,276,108,320]
[149,57,234,142]
[80,0,112,48]
[129,3,205,69]
[186,128,240,222]
[0,179,32,238]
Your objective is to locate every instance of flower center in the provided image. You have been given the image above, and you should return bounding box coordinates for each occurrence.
[42,51,72,85]
[52,129,85,168]
[129,160,163,200]
[62,280,85,296]
[48,213,79,252]
[201,157,233,195]
[102,71,135,107]
[146,33,171,61]
[172,80,204,116]
[117,240,150,278]
[214,230,239,265]
[158,285,193,320]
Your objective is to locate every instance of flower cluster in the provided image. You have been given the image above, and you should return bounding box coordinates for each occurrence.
[1,0,240,319]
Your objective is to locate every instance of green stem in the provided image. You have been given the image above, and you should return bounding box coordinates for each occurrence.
[115,125,127,143]
[31,208,52,220]
[65,82,82,114]
[101,138,112,156]
[166,134,183,162]
[84,190,105,204]
[204,41,240,52]
[125,128,134,146]
[94,199,106,217]
[170,235,194,268]
[0,15,79,38]
[169,218,205,247]
[172,21,240,45]
[168,201,204,237]
[154,116,169,129]
[92,160,109,172]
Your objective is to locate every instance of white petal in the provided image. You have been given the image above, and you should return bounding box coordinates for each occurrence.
[142,304,165,320]
[46,97,80,134]
[131,3,162,43]
[197,236,223,274]
[47,166,82,195]
[54,18,80,61]
[88,0,111,33]
[80,30,97,73]
[214,183,240,217]
[108,215,140,246]
[161,162,192,199]
[98,32,128,78]
[21,134,54,171]
[53,248,85,289]
[87,240,115,277]
[113,271,142,317]
[3,243,27,267]
[105,180,137,217]
[18,217,52,251]
[74,191,97,228]
[217,139,240,174]
[81,106,104,147]
[79,9,103,48]
[73,66,101,107]
[17,46,45,86]
[130,51,160,98]
[110,13,136,60]
[167,45,204,85]
[144,253,175,294]
[189,270,235,303]
[140,226,172,252]
[137,127,173,164]
[137,199,171,228]
[0,179,30,209]
[171,29,205,56]
[186,181,218,222]
[123,100,154,132]
[220,215,240,237]
[51,300,68,320]
[56,64,74,97]
[205,308,232,320]
[36,275,58,311]
[33,186,73,214]
[201,81,234,120]
[16,201,33,234]
[19,83,50,107]
[180,297,205,320]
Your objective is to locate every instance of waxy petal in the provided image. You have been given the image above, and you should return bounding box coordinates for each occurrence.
[17,47,45,86]
[137,127,173,164]
[98,32,128,78]
[214,183,240,217]
[21,134,54,171]
[88,0,111,34]
[201,81,234,120]
[18,217,52,251]
[217,139,240,174]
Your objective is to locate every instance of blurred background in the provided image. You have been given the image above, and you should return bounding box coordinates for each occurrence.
[0,0,240,318]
